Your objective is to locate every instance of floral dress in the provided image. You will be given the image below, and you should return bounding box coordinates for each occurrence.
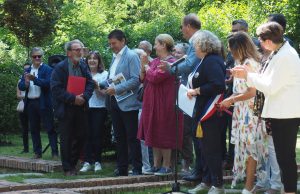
[231,58,268,188]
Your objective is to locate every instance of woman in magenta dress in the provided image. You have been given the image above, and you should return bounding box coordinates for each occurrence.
[138,34,183,176]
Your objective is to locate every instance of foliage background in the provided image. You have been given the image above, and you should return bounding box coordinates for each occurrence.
[0,0,299,135]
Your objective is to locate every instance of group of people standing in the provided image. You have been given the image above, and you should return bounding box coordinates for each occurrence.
[17,12,300,194]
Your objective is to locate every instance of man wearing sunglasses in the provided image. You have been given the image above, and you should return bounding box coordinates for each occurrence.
[18,47,58,160]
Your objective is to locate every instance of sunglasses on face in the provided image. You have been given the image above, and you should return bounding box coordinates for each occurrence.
[71,48,82,52]
[32,55,42,59]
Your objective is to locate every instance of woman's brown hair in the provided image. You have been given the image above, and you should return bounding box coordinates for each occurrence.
[227,31,261,64]
[85,51,105,73]
[256,22,283,44]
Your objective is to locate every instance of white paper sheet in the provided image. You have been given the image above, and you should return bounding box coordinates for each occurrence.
[178,84,196,117]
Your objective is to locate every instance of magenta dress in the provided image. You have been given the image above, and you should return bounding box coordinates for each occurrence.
[138,57,183,149]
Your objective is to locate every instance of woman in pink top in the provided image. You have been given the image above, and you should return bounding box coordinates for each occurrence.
[138,34,183,176]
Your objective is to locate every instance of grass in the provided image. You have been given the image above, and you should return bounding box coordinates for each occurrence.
[0,132,116,181]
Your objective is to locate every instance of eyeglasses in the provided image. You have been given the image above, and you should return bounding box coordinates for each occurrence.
[71,48,82,52]
[32,55,42,59]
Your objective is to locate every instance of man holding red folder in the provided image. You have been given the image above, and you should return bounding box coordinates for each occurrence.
[51,39,94,176]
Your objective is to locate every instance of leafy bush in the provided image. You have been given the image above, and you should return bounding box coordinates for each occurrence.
[0,63,22,141]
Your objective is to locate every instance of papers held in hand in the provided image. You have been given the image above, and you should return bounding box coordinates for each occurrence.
[107,73,133,102]
[67,76,86,95]
[178,84,196,117]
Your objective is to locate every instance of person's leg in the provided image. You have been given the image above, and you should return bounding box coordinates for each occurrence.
[121,109,142,173]
[110,99,128,175]
[72,107,88,170]
[19,112,29,152]
[271,118,299,193]
[83,109,93,164]
[254,136,270,190]
[161,148,172,168]
[193,136,203,173]
[141,140,151,171]
[138,109,151,172]
[201,114,224,188]
[41,109,58,156]
[59,106,75,172]
[268,136,282,190]
[181,115,193,171]
[220,114,227,161]
[27,99,42,156]
[153,147,162,168]
[226,110,234,168]
[245,156,257,191]
[93,108,107,163]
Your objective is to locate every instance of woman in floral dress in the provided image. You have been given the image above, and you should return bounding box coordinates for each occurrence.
[220,31,268,194]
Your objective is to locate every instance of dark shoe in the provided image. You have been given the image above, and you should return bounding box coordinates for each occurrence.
[20,150,29,154]
[114,169,128,176]
[130,170,142,176]
[71,169,77,176]
[183,169,202,182]
[222,160,233,170]
[64,170,76,176]
[154,167,172,176]
[52,153,59,160]
[32,154,42,159]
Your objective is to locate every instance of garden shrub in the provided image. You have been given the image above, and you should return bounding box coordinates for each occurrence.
[0,63,22,142]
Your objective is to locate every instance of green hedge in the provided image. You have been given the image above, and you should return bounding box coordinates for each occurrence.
[0,63,22,140]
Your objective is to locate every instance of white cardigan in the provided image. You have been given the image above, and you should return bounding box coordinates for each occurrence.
[247,42,300,118]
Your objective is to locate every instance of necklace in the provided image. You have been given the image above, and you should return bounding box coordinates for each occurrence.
[261,40,286,73]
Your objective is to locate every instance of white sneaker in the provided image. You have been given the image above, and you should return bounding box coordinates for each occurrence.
[80,162,91,172]
[208,186,225,194]
[94,162,102,172]
[188,182,211,194]
[242,188,252,194]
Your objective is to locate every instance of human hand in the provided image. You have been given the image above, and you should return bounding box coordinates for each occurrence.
[158,61,170,72]
[24,73,31,86]
[93,80,99,90]
[105,87,116,96]
[74,95,85,106]
[187,88,198,99]
[26,73,35,81]
[219,98,233,109]
[140,54,149,67]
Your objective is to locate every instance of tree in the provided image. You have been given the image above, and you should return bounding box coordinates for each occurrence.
[1,0,61,58]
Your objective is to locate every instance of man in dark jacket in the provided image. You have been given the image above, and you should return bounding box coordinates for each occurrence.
[18,47,58,159]
[50,39,94,176]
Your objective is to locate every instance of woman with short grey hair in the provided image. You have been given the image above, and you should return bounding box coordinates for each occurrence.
[187,30,226,194]
[193,30,222,55]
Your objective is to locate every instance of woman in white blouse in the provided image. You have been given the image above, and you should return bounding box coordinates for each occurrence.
[232,22,300,194]
[80,51,108,173]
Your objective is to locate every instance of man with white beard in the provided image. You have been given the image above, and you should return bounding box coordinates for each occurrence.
[51,39,94,176]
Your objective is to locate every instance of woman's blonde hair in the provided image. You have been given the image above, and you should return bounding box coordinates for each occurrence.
[155,34,174,53]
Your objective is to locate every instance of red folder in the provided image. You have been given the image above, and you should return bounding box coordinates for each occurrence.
[67,76,86,95]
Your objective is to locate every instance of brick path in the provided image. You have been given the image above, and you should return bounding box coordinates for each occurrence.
[0,156,62,172]
[0,156,300,193]
[0,174,194,193]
